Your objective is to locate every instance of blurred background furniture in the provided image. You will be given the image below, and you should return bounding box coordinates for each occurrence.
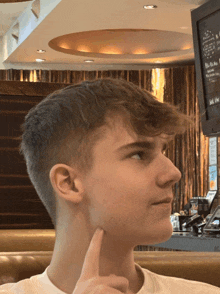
[0,230,219,288]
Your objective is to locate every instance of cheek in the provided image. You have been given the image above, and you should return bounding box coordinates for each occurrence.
[85,172,150,231]
[83,170,173,245]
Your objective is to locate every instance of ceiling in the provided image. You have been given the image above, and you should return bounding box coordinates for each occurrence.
[0,0,210,70]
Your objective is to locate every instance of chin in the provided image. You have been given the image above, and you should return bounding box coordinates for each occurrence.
[138,222,173,246]
[154,228,173,245]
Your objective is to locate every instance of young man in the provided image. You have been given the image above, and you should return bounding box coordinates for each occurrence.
[0,78,219,293]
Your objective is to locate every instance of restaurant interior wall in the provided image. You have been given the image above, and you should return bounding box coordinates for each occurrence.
[0,66,217,251]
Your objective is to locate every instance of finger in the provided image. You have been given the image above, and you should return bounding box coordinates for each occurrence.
[80,227,104,279]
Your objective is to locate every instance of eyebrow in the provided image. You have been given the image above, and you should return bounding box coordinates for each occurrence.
[116,140,168,153]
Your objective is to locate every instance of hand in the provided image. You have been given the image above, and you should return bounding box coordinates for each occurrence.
[72,228,129,294]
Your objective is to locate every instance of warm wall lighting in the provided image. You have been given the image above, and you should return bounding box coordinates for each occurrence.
[151,68,165,103]
[133,49,148,54]
[84,60,94,62]
[59,43,70,49]
[77,46,91,53]
[99,47,122,54]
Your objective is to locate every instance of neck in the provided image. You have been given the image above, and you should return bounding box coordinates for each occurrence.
[47,226,144,294]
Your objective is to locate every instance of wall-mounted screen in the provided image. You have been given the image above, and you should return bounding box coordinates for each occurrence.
[191,0,220,136]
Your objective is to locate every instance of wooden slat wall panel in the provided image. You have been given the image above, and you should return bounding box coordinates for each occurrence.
[0,81,70,95]
[0,81,72,230]
[0,68,213,242]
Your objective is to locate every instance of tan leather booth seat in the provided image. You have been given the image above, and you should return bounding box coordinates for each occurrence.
[0,230,220,288]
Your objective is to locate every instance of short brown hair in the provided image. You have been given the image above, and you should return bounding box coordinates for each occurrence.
[19,77,194,229]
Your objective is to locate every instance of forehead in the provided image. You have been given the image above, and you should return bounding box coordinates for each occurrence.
[95,114,168,152]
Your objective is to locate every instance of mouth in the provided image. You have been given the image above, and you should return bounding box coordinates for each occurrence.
[152,197,173,205]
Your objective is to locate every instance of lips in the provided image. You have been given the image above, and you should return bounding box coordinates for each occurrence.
[152,197,173,205]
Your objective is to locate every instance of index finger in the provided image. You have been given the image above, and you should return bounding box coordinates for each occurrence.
[79,227,104,279]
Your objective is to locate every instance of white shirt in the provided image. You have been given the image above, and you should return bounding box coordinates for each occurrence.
[0,263,219,293]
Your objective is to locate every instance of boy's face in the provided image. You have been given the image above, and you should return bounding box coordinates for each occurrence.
[82,116,181,247]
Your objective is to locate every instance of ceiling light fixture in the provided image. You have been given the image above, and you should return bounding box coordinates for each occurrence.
[37,50,46,53]
[36,58,45,62]
[143,5,157,9]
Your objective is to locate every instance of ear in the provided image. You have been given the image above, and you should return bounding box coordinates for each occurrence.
[49,164,84,204]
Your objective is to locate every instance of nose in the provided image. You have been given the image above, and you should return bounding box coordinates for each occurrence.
[156,155,182,188]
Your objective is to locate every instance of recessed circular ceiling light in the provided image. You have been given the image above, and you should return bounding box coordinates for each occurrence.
[49,29,193,62]
[143,5,157,9]
[36,58,46,62]
[37,50,46,53]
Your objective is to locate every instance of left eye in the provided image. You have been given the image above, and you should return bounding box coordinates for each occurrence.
[130,151,146,160]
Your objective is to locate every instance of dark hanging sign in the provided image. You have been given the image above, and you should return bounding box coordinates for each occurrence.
[191,0,220,136]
